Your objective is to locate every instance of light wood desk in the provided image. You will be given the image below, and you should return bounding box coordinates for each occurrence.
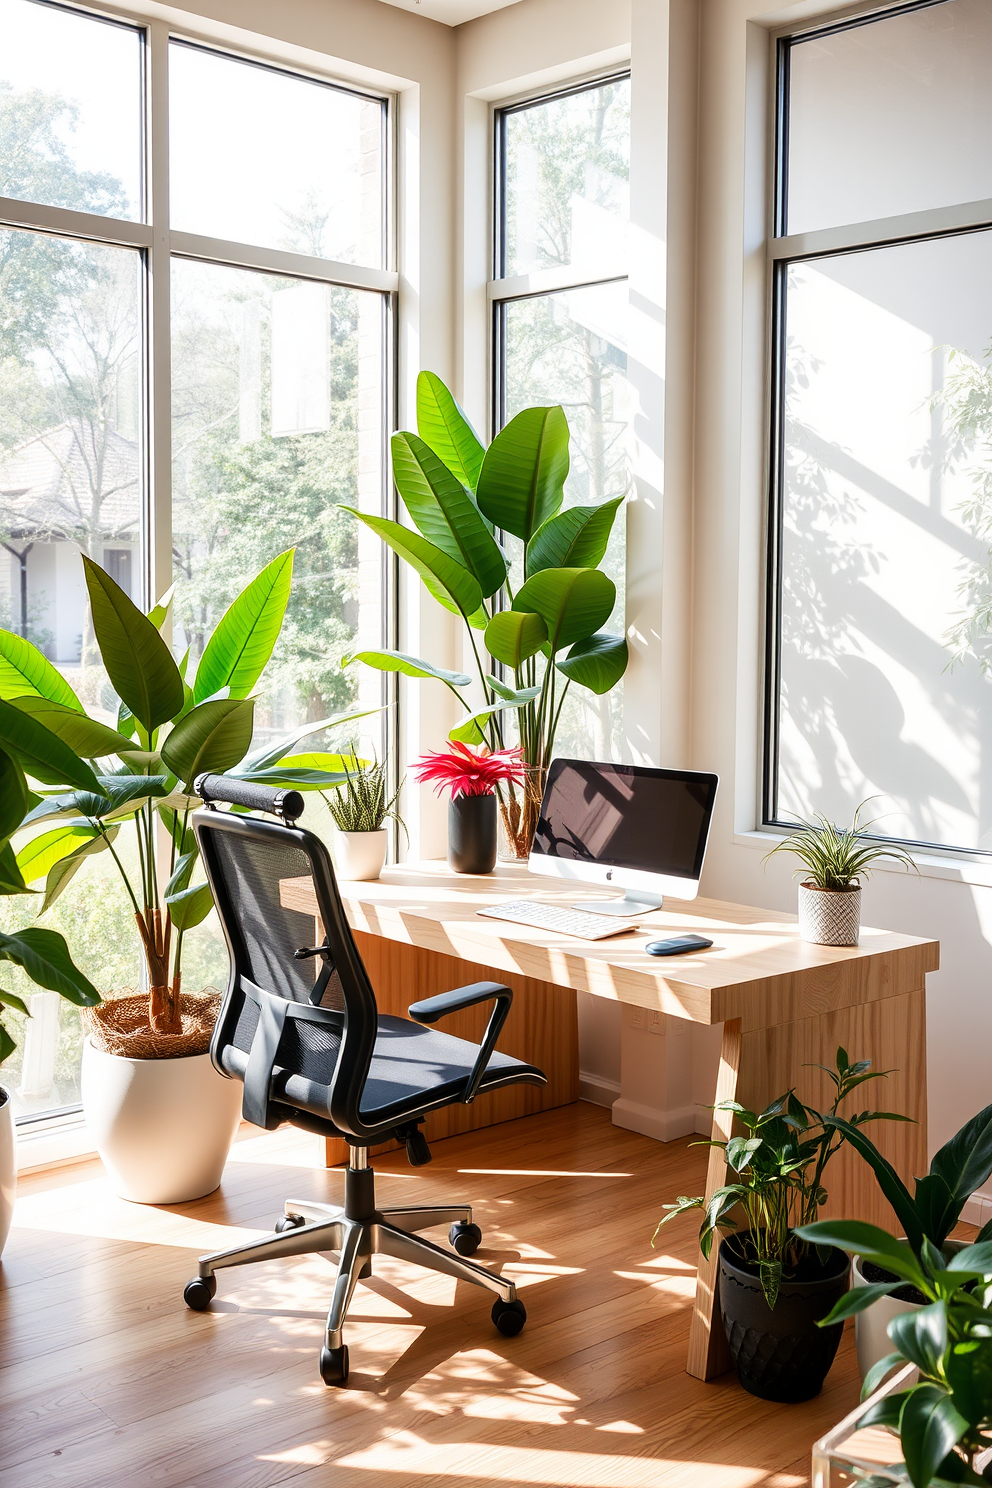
[281,860,938,1381]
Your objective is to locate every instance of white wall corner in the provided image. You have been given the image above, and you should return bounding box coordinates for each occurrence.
[613,1097,696,1143]
[580,1072,622,1107]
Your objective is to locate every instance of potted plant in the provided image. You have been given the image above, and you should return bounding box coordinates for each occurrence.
[6,551,368,1204]
[412,742,526,874]
[812,1103,992,1379]
[323,747,405,881]
[0,715,103,1252]
[766,802,916,946]
[654,1049,908,1402]
[799,1220,992,1487]
[343,370,629,860]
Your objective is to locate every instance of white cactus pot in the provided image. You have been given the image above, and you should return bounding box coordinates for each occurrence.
[334,828,388,882]
[81,1039,242,1204]
[0,1087,15,1257]
[798,883,861,946]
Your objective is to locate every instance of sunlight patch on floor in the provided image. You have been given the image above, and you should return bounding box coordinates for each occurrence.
[11,1182,266,1249]
[459,1168,634,1179]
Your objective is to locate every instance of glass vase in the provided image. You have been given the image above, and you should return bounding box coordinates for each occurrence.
[497,767,546,861]
[811,1365,916,1487]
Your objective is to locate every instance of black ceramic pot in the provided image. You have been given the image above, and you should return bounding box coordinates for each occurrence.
[448,793,498,874]
[718,1236,850,1402]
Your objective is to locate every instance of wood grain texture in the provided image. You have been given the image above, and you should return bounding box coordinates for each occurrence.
[281,860,939,1029]
[322,931,579,1166]
[686,1018,741,1381]
[2,1103,897,1488]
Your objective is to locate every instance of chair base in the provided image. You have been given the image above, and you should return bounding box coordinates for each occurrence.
[184,1148,522,1383]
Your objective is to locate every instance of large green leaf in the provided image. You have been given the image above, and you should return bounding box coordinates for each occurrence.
[476,406,569,541]
[0,629,82,710]
[161,698,256,785]
[416,370,485,492]
[928,1102,992,1229]
[0,747,28,840]
[0,927,101,1005]
[820,1116,924,1252]
[83,556,184,733]
[147,583,175,632]
[193,550,294,704]
[512,568,616,654]
[555,633,629,694]
[346,509,483,618]
[41,827,118,912]
[0,840,31,895]
[484,610,548,668]
[236,706,383,775]
[392,432,507,597]
[0,699,102,793]
[343,649,471,688]
[165,880,214,931]
[899,1383,968,1488]
[17,824,102,884]
[526,496,625,578]
[9,697,137,760]
[448,687,541,745]
[22,775,168,827]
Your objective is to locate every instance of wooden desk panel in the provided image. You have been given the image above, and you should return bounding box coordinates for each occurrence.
[281,860,938,1383]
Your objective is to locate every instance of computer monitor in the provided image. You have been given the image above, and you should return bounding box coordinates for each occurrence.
[528,759,719,915]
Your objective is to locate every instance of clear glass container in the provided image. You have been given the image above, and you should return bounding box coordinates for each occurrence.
[811,1364,914,1488]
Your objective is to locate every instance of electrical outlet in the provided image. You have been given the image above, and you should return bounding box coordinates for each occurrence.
[630,1008,644,1030]
[649,1010,663,1035]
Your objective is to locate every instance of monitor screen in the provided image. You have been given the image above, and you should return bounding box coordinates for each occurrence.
[532,760,718,881]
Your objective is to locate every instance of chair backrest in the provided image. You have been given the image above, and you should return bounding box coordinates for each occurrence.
[193,804,380,1138]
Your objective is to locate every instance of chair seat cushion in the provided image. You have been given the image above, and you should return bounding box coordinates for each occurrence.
[242,1012,544,1133]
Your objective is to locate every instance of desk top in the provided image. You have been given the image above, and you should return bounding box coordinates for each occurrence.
[280,861,938,1031]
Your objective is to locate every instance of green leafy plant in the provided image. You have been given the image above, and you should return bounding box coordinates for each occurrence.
[344,371,628,857]
[797,1220,992,1487]
[3,551,373,1040]
[816,1102,992,1262]
[653,1048,910,1308]
[323,747,405,837]
[765,801,917,890]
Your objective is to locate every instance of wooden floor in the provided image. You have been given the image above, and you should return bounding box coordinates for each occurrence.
[3,1103,868,1488]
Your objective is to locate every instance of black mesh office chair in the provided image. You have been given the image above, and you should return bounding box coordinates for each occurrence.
[182,774,546,1387]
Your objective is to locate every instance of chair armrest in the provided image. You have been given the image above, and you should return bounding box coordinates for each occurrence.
[408,981,513,1105]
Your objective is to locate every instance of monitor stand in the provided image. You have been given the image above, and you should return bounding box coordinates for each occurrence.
[574,890,664,917]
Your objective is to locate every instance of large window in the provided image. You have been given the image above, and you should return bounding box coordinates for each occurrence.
[766,0,992,854]
[0,1,394,1122]
[493,76,631,761]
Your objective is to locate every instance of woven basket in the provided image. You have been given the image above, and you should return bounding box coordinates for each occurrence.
[84,990,222,1060]
[798,883,861,946]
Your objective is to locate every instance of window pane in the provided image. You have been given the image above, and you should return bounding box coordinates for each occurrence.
[0,0,142,221]
[503,282,630,760]
[0,230,143,1119]
[503,78,629,279]
[776,230,992,852]
[786,0,992,236]
[169,45,384,266]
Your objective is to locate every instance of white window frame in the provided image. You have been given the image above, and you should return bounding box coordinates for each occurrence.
[0,0,399,1141]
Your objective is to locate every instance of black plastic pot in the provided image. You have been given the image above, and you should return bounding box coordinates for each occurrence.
[448,793,498,874]
[718,1236,850,1402]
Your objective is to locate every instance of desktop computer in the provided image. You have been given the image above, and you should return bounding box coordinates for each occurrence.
[478,760,719,941]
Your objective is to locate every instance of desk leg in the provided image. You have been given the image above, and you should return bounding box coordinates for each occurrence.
[686,1017,741,1382]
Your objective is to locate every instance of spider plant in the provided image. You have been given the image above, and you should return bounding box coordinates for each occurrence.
[765,801,917,890]
[323,747,406,837]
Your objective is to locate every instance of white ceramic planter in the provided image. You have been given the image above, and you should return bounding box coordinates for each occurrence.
[798,883,861,945]
[334,828,387,881]
[81,1039,242,1204]
[0,1087,15,1256]
[852,1240,965,1378]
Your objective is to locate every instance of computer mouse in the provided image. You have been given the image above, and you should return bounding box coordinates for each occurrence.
[645,934,713,956]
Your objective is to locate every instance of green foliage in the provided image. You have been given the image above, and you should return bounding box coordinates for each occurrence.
[796,1223,992,1488]
[765,799,918,890]
[653,1048,909,1309]
[323,747,405,836]
[192,549,294,704]
[347,371,628,856]
[0,628,82,710]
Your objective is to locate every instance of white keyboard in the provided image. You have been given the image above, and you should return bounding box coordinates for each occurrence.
[477,899,635,941]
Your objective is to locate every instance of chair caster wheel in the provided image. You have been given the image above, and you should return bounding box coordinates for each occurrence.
[275,1214,305,1233]
[319,1344,350,1386]
[492,1297,526,1336]
[449,1221,482,1256]
[184,1275,217,1311]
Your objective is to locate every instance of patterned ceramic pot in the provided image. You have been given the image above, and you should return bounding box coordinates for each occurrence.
[798,883,861,946]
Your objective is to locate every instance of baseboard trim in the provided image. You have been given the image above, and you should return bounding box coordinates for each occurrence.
[611,1098,696,1143]
[963,1192,992,1228]
[579,1072,621,1108]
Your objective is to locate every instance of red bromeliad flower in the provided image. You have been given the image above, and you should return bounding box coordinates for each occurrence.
[412,742,526,799]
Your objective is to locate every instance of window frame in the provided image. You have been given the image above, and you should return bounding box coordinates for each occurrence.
[489,70,631,442]
[761,0,992,854]
[0,0,399,1126]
